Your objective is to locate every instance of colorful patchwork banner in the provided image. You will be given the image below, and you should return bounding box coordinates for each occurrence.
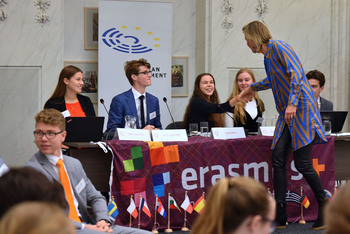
[148,142,180,166]
[152,171,170,197]
[123,146,144,172]
[120,178,146,196]
[108,136,335,230]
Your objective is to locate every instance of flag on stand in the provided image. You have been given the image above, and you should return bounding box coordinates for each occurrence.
[169,195,181,212]
[181,193,193,214]
[299,194,310,209]
[108,199,119,219]
[193,195,205,214]
[139,197,151,217]
[333,186,338,199]
[127,197,138,218]
[156,197,166,218]
[0,157,9,177]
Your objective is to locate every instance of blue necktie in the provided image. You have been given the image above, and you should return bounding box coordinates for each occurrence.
[139,95,145,128]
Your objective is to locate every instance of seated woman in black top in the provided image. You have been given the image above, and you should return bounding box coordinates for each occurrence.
[226,68,265,132]
[183,73,249,131]
[44,66,95,117]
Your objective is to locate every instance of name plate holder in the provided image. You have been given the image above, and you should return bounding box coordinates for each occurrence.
[211,127,246,140]
[117,128,151,141]
[152,129,188,142]
[258,126,275,136]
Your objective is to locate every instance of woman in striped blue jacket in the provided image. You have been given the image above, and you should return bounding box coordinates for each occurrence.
[241,20,328,230]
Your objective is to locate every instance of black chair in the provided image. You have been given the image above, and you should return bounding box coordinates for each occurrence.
[165,121,184,129]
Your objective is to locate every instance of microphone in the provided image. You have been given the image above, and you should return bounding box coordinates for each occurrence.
[163,97,176,129]
[100,98,116,141]
[100,99,109,115]
[217,104,235,121]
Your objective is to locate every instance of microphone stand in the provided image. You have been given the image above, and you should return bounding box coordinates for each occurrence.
[163,97,176,129]
[100,99,117,141]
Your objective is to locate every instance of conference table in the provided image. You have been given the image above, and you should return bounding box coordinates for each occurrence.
[67,135,345,230]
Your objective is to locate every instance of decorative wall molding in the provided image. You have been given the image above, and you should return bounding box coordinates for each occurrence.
[221,0,233,33]
[34,0,50,25]
[255,0,268,22]
[0,0,7,22]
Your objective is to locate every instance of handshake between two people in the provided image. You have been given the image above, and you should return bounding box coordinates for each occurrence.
[229,86,254,107]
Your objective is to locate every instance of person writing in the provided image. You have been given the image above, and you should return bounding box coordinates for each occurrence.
[191,177,276,234]
[226,68,265,133]
[44,65,95,117]
[183,73,249,131]
[106,58,161,132]
[241,20,328,230]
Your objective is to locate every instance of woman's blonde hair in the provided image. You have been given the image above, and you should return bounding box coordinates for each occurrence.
[227,68,265,124]
[192,177,271,234]
[242,21,272,53]
[325,184,350,234]
[0,202,75,234]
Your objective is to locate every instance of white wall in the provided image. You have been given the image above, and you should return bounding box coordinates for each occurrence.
[0,0,63,166]
[0,0,349,167]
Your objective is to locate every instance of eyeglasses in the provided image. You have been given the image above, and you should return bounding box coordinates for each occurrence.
[261,215,276,233]
[137,71,152,76]
[33,130,63,139]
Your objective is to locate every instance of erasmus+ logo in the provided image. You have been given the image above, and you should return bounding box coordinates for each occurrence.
[102,25,160,54]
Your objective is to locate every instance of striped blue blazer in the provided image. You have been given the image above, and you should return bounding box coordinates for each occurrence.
[251,40,327,151]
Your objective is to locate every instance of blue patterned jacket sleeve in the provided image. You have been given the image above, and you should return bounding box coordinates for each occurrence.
[251,40,327,151]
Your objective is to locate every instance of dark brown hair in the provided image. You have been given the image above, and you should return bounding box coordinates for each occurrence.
[0,167,68,219]
[306,70,326,87]
[183,73,224,128]
[48,65,83,101]
[124,58,151,85]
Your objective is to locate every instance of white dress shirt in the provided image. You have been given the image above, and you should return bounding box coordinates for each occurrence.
[132,87,147,127]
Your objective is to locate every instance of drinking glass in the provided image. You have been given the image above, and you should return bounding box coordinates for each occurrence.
[124,115,137,129]
[323,119,332,136]
[189,123,199,136]
[200,122,209,137]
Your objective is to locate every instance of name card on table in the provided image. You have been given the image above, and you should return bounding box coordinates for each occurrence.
[211,127,246,140]
[117,128,151,141]
[259,126,275,136]
[152,129,188,142]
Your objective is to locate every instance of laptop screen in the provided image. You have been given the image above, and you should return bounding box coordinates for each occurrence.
[64,117,104,142]
[320,111,348,133]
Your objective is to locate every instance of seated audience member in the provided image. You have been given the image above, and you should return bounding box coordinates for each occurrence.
[191,177,276,234]
[106,58,162,132]
[183,73,250,131]
[324,184,350,234]
[45,65,96,117]
[26,108,150,234]
[306,70,333,111]
[0,202,75,234]
[0,167,68,220]
[226,68,265,132]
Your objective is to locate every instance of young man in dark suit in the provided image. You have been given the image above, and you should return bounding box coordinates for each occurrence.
[306,70,333,111]
[106,58,162,132]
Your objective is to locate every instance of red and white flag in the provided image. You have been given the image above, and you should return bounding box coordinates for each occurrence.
[156,197,166,218]
[181,193,193,214]
[139,196,151,217]
[127,197,138,218]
